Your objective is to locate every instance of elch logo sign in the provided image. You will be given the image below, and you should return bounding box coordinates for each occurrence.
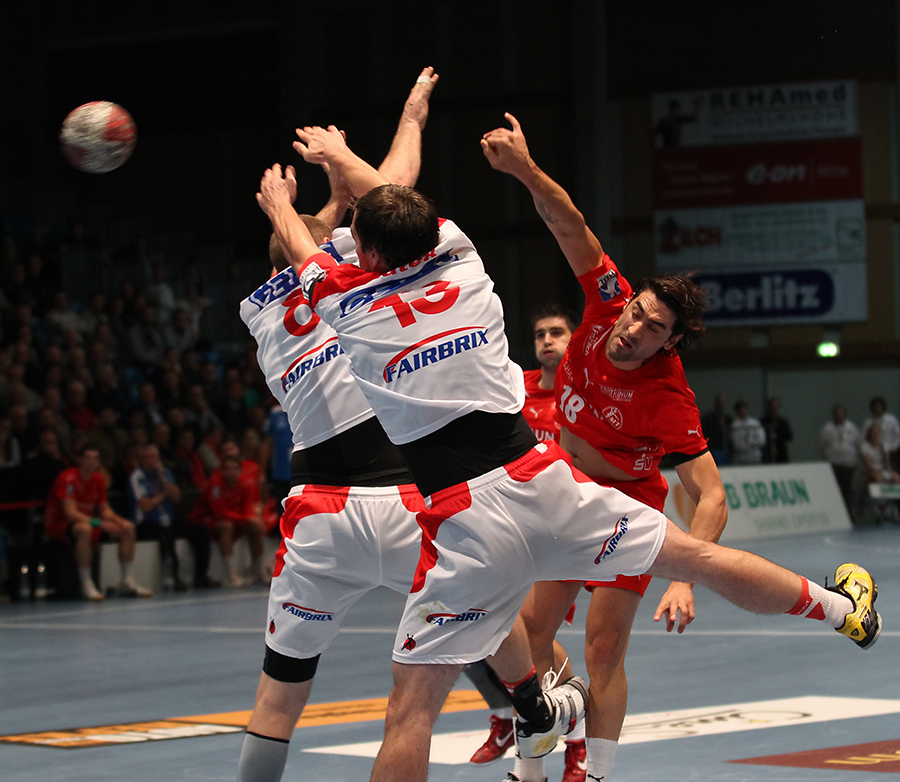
[697,270,833,322]
[282,603,334,621]
[281,337,345,392]
[383,327,488,382]
[597,270,622,301]
[425,609,487,626]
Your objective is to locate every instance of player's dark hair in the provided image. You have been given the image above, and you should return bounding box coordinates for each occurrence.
[352,184,439,270]
[530,302,580,334]
[633,272,707,350]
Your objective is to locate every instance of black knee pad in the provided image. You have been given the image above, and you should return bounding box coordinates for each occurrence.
[263,646,320,683]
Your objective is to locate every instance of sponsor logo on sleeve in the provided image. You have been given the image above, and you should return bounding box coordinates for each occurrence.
[247,268,300,310]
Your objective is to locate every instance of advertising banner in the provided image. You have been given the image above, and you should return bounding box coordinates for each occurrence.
[661,462,852,543]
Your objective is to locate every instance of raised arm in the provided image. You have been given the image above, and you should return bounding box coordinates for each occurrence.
[257,164,323,274]
[481,113,604,277]
[377,66,439,186]
[294,125,389,198]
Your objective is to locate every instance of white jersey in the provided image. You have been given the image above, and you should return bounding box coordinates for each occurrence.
[300,219,525,445]
[239,231,375,450]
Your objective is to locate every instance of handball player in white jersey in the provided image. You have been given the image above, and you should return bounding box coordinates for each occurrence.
[236,68,438,782]
[256,123,881,782]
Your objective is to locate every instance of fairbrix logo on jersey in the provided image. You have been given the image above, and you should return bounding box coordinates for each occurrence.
[281,337,345,392]
[426,609,488,625]
[383,327,489,382]
[247,267,300,310]
[282,602,335,621]
[594,515,629,564]
[339,251,457,316]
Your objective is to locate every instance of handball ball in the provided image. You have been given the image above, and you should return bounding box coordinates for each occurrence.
[59,101,137,173]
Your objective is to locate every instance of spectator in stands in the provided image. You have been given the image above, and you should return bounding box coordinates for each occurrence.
[196,424,224,476]
[87,364,125,415]
[761,396,793,464]
[163,308,197,355]
[216,379,251,438]
[0,416,22,471]
[64,345,92,388]
[863,397,900,472]
[147,264,177,325]
[44,444,153,601]
[150,421,176,467]
[91,321,121,369]
[191,453,266,587]
[155,367,185,412]
[731,400,766,465]
[128,443,216,591]
[34,403,73,460]
[61,380,97,434]
[132,381,165,428]
[86,407,129,472]
[45,290,82,340]
[859,422,900,524]
[78,291,108,338]
[819,404,862,520]
[8,377,42,415]
[126,304,166,373]
[9,403,38,458]
[18,430,68,502]
[183,383,223,442]
[180,348,202,388]
[700,394,733,465]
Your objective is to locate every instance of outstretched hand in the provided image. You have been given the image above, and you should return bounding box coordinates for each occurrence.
[294,125,348,166]
[256,163,296,216]
[401,66,440,129]
[653,581,696,634]
[480,113,534,178]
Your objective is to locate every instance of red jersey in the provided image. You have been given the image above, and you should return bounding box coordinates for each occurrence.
[555,254,707,510]
[522,369,560,444]
[193,469,260,526]
[44,468,107,541]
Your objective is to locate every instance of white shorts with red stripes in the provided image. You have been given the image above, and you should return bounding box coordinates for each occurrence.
[392,441,667,665]
[266,482,425,660]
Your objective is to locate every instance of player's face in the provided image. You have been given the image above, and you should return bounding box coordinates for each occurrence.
[79,449,101,475]
[533,316,572,372]
[606,290,681,369]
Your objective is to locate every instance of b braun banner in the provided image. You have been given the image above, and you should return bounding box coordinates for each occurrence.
[661,462,852,543]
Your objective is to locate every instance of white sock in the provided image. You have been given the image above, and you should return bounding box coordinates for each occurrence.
[586,737,617,781]
[512,755,545,782]
[494,706,513,720]
[567,716,586,741]
[237,732,289,782]
[787,577,852,628]
[79,567,94,590]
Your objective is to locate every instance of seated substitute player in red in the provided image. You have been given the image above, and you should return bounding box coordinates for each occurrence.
[44,444,153,601]
[191,453,266,587]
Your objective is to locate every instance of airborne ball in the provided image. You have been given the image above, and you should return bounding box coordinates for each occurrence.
[59,101,137,173]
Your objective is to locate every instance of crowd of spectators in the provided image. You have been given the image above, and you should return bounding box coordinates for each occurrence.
[0,228,286,598]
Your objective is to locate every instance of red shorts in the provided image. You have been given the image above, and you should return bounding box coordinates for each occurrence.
[585,573,652,596]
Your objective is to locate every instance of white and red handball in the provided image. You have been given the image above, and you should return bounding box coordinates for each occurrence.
[59,101,137,173]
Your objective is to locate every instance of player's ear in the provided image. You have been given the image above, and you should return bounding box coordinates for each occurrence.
[663,333,683,351]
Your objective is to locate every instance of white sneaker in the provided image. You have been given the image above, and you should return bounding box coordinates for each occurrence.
[119,580,153,598]
[228,573,250,588]
[82,581,104,602]
[515,676,588,759]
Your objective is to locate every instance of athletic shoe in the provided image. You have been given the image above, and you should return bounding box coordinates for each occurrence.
[827,563,881,649]
[501,775,546,782]
[516,676,588,759]
[82,581,104,602]
[119,581,154,598]
[227,574,250,588]
[562,739,587,782]
[470,715,514,764]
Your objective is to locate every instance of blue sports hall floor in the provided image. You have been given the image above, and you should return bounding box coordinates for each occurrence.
[2,525,898,782]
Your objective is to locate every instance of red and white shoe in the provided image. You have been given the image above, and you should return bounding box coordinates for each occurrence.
[562,739,586,782]
[470,715,514,764]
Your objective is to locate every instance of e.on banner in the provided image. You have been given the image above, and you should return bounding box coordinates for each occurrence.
[661,462,852,543]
